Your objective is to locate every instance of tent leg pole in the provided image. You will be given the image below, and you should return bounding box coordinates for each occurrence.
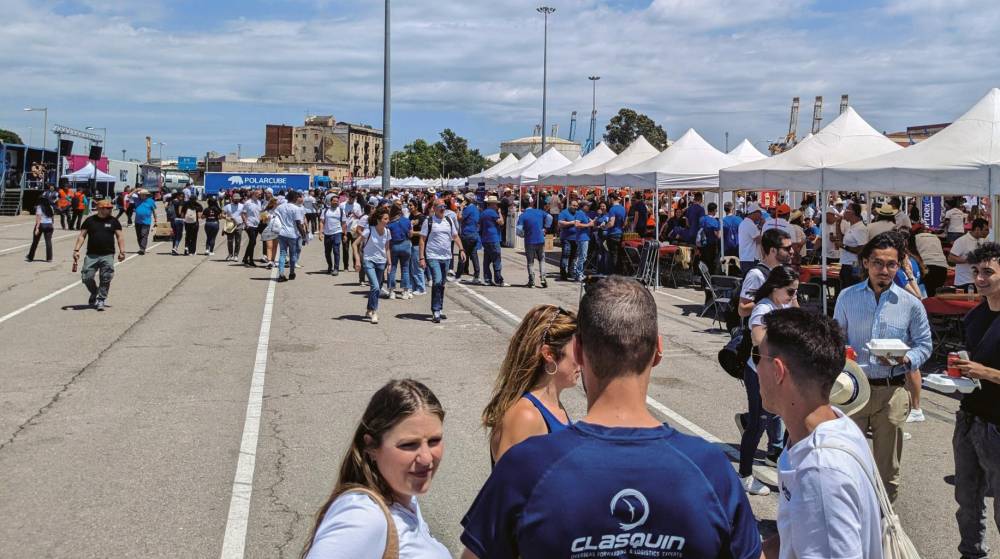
[654,187,659,291]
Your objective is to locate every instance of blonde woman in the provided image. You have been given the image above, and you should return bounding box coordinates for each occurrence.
[302,379,449,559]
[482,305,578,465]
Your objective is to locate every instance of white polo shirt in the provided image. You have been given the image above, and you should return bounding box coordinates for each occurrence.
[951,232,985,286]
[945,207,966,234]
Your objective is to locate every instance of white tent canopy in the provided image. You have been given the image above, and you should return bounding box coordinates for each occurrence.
[496,147,571,185]
[824,88,1000,197]
[486,153,536,186]
[566,136,660,186]
[727,139,768,163]
[606,128,739,189]
[720,107,901,191]
[467,153,519,184]
[63,163,117,183]
[537,142,617,186]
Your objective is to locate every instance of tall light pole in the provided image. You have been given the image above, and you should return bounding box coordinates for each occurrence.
[725,131,729,152]
[122,149,127,161]
[381,0,391,193]
[537,6,555,156]
[23,107,48,149]
[586,75,600,153]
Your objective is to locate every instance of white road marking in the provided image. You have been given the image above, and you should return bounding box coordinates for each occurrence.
[653,289,697,303]
[0,221,38,229]
[453,282,521,322]
[220,266,278,559]
[0,233,77,255]
[0,243,164,325]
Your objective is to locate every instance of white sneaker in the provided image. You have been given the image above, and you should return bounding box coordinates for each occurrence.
[906,409,925,423]
[404,290,413,299]
[413,290,426,296]
[365,309,372,319]
[370,312,378,324]
[742,475,771,496]
[903,431,913,441]
[389,291,396,300]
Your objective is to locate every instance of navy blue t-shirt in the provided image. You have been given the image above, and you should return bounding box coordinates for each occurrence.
[461,421,761,559]
[462,205,481,238]
[607,204,627,236]
[518,208,549,245]
[480,208,502,244]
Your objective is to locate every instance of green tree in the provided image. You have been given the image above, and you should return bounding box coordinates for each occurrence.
[390,129,489,179]
[0,129,23,145]
[603,108,669,152]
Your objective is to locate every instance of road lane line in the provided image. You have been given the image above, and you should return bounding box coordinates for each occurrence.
[0,243,164,325]
[0,221,38,229]
[0,233,77,255]
[220,266,278,559]
[653,289,697,303]
[454,282,521,322]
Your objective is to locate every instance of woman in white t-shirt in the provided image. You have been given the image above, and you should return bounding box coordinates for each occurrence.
[359,207,392,324]
[738,265,800,496]
[26,197,56,262]
[419,201,464,323]
[302,379,450,559]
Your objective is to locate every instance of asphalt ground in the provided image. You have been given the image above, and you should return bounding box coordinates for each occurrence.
[0,211,996,558]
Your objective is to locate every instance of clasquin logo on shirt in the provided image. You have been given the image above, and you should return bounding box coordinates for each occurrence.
[568,488,686,557]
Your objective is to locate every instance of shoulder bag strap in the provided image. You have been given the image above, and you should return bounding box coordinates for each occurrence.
[342,486,399,559]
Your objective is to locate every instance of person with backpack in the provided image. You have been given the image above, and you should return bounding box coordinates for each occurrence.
[756,309,884,559]
[201,197,222,255]
[408,201,428,296]
[386,204,412,299]
[737,265,799,496]
[420,199,464,323]
[167,192,186,255]
[26,197,56,262]
[181,195,202,256]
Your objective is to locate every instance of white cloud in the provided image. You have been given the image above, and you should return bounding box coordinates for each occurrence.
[2,0,999,157]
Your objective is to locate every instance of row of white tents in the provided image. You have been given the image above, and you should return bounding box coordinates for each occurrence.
[466,88,1000,203]
[353,176,467,190]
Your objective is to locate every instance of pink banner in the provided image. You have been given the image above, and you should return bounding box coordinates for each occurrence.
[66,155,109,173]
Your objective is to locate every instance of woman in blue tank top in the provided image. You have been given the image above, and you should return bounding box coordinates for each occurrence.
[481,305,579,466]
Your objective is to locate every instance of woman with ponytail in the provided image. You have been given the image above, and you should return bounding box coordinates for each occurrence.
[482,304,579,465]
[303,379,449,559]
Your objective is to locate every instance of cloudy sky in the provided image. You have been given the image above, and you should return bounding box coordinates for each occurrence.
[2,0,999,164]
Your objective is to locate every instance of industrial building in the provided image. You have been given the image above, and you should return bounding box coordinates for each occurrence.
[263,115,383,181]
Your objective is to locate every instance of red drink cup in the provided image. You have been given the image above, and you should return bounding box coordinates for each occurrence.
[845,346,857,362]
[947,353,962,378]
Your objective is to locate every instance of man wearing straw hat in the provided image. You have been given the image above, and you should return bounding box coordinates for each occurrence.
[755,308,881,559]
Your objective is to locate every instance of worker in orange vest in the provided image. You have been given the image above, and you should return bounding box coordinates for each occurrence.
[71,189,87,230]
[57,183,72,229]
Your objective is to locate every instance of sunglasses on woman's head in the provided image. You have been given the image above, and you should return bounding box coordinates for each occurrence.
[542,307,571,344]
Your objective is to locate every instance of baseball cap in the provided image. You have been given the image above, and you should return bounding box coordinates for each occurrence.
[746,202,762,214]
[96,199,113,208]
[776,203,791,216]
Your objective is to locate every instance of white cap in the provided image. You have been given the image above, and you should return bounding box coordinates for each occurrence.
[746,202,762,214]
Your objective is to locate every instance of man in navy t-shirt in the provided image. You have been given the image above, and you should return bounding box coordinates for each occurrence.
[558,201,580,281]
[479,196,506,286]
[605,193,628,274]
[461,277,761,559]
[517,199,553,288]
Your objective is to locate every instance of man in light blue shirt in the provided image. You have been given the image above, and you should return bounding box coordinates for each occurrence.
[834,231,932,502]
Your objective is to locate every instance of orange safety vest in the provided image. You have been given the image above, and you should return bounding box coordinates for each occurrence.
[73,191,86,210]
[57,189,70,209]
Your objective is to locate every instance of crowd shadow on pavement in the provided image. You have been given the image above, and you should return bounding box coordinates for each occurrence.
[333,314,368,322]
[395,313,433,322]
[60,304,96,311]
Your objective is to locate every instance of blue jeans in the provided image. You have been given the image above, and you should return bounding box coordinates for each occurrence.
[427,258,449,313]
[172,218,185,250]
[389,240,412,291]
[575,239,589,280]
[739,364,785,477]
[323,233,342,271]
[482,242,504,284]
[363,260,387,311]
[278,236,300,276]
[409,244,426,293]
[560,239,577,279]
[457,236,481,280]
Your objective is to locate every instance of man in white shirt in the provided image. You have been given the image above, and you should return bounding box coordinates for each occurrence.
[223,194,245,261]
[341,194,363,272]
[944,201,967,243]
[757,308,882,559]
[241,190,262,267]
[949,218,991,289]
[762,203,794,237]
[890,197,912,229]
[273,191,308,282]
[738,203,764,275]
[867,205,898,238]
[823,207,842,263]
[837,202,868,287]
